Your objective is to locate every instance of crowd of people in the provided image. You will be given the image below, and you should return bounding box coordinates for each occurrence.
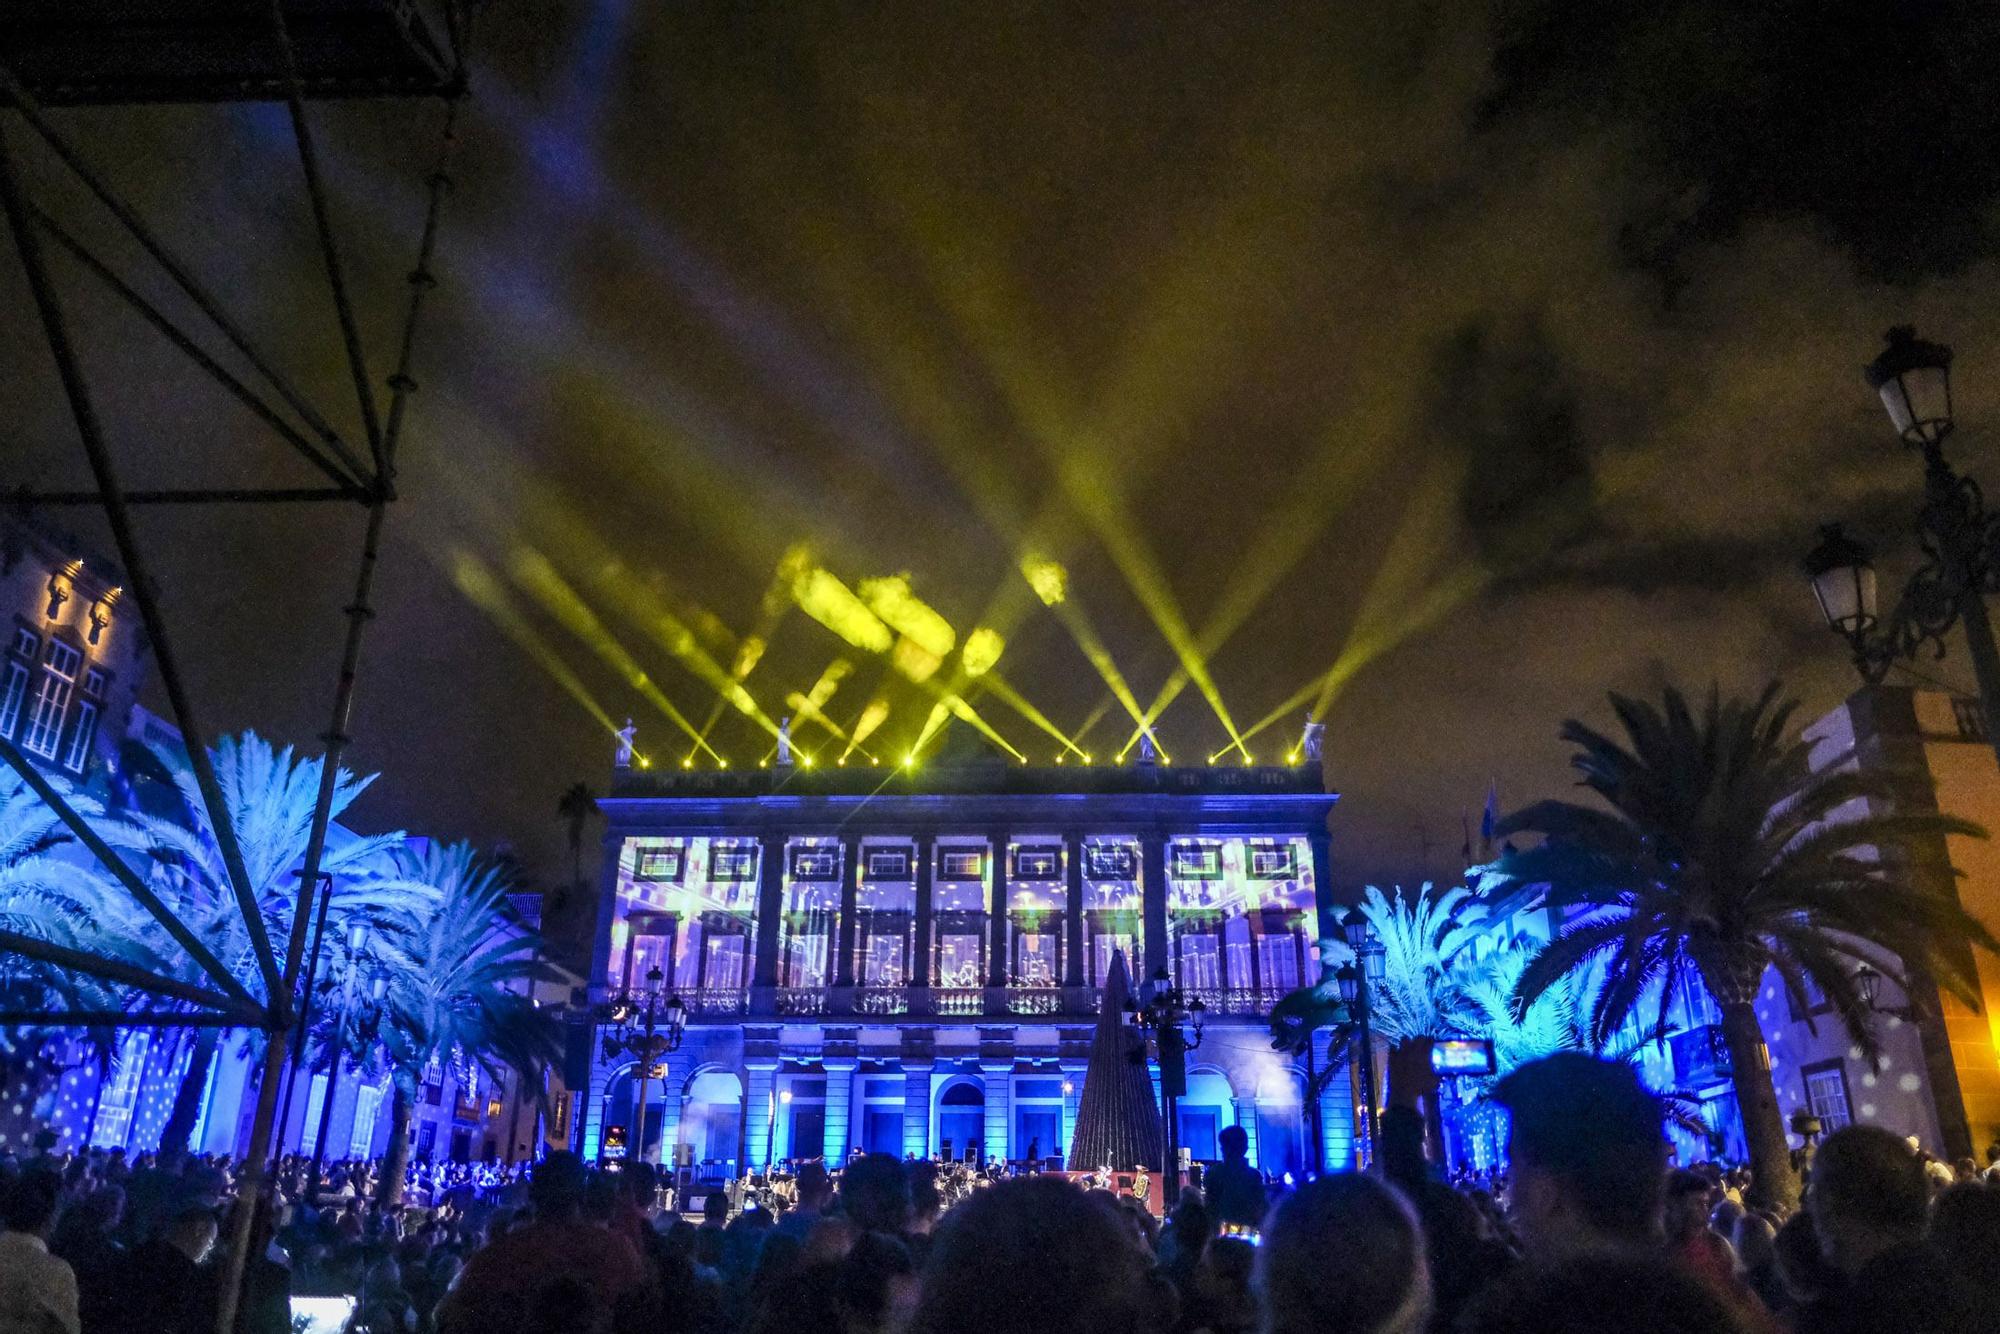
[3,1051,2000,1332]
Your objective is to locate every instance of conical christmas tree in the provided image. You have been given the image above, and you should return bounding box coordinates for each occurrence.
[1066,948,1165,1171]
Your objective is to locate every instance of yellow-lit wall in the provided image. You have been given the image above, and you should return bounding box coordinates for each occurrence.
[1912,692,2000,1151]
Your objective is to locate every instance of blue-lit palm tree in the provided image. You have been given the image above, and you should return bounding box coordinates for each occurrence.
[131,732,404,1153]
[0,767,140,1137]
[369,841,561,1204]
[1485,683,1999,1210]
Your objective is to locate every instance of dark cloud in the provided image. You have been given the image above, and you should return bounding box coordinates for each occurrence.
[5,1,1998,892]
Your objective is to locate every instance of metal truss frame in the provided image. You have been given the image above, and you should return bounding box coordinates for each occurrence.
[0,4,473,1327]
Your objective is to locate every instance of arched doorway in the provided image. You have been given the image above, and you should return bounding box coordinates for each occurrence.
[602,1065,669,1162]
[936,1078,985,1164]
[678,1069,743,1177]
[1255,1069,1306,1177]
[1177,1068,1236,1163]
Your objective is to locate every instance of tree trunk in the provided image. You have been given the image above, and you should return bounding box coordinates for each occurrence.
[375,1082,414,1207]
[158,1027,220,1156]
[1718,999,1799,1212]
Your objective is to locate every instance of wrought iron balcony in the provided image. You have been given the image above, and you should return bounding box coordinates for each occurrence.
[1668,1023,1732,1088]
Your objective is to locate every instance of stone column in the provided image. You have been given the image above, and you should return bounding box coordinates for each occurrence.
[902,1059,935,1161]
[912,834,936,1015]
[985,830,1012,1005]
[1061,1061,1086,1163]
[833,836,860,1007]
[1063,832,1087,995]
[824,1058,859,1164]
[1141,834,1170,982]
[979,1059,1013,1166]
[743,1061,777,1173]
[1307,830,1335,950]
[751,834,787,1014]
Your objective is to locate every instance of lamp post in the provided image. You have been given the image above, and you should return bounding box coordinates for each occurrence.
[1339,906,1384,1168]
[1127,963,1205,1205]
[1807,328,2000,770]
[308,919,385,1188]
[766,1087,792,1173]
[597,965,687,1165]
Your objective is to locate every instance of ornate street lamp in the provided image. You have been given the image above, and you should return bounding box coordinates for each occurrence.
[1853,962,1918,1022]
[1339,906,1384,1167]
[597,965,687,1165]
[1128,963,1204,1204]
[1809,329,2000,769]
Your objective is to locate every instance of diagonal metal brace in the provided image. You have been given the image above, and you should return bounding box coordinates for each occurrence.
[0,927,258,1021]
[0,734,260,1014]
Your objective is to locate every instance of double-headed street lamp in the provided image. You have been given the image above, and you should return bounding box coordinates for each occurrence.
[1806,327,2000,771]
[1336,906,1385,1167]
[598,965,687,1165]
[1127,963,1204,1204]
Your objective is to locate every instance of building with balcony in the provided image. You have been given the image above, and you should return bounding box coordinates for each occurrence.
[578,755,1347,1181]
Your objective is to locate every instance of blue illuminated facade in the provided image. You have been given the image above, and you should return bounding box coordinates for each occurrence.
[579,759,1347,1180]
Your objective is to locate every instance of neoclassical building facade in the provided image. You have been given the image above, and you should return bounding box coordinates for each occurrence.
[579,756,1350,1180]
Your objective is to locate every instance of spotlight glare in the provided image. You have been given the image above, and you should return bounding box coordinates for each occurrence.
[719,758,729,769]
[681,758,693,770]
[801,754,815,768]
[904,752,917,768]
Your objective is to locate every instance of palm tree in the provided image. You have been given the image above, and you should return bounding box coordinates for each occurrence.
[369,841,561,1204]
[556,782,598,892]
[131,732,403,1154]
[1485,683,1999,1211]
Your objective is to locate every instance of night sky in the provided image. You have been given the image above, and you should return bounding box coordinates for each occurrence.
[7,1,2000,892]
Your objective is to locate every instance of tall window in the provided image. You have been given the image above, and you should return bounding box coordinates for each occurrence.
[22,640,79,759]
[350,1085,385,1156]
[1802,1061,1853,1133]
[61,698,98,774]
[0,660,27,739]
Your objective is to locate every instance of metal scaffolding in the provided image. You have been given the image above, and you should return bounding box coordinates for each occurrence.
[0,4,473,1327]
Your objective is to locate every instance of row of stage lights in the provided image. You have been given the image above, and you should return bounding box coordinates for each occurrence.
[639,749,1316,771]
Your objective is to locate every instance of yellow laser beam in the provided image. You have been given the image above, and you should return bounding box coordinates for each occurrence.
[858,575,957,658]
[783,546,896,653]
[840,697,892,762]
[444,548,629,752]
[507,548,722,760]
[980,672,1085,758]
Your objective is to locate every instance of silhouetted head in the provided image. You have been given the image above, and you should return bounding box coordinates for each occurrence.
[1258,1174,1428,1334]
[1,1169,61,1238]
[910,1177,1160,1334]
[1931,1181,2000,1285]
[1462,1251,1754,1334]
[1493,1053,1664,1258]
[1219,1125,1249,1163]
[527,1151,587,1220]
[840,1153,911,1233]
[1807,1124,1928,1275]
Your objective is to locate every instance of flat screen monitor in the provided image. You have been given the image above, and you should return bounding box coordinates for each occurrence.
[1431,1038,1497,1076]
[290,1296,356,1334]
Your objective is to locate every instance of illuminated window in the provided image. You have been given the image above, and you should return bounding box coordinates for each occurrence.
[635,848,683,882]
[791,846,841,880]
[1802,1061,1853,1133]
[1084,844,1137,880]
[1171,843,1222,879]
[940,849,985,880]
[866,848,913,880]
[82,667,106,696]
[22,640,79,760]
[61,698,97,774]
[711,845,759,881]
[349,1085,384,1157]
[9,629,36,658]
[0,661,28,739]
[1247,845,1297,879]
[1011,846,1060,880]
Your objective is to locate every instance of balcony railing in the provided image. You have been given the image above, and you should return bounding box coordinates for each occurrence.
[1668,1023,1732,1088]
[934,987,985,1016]
[1184,987,1287,1016]
[855,987,910,1016]
[682,987,749,1017]
[1006,987,1062,1015]
[775,988,825,1017]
